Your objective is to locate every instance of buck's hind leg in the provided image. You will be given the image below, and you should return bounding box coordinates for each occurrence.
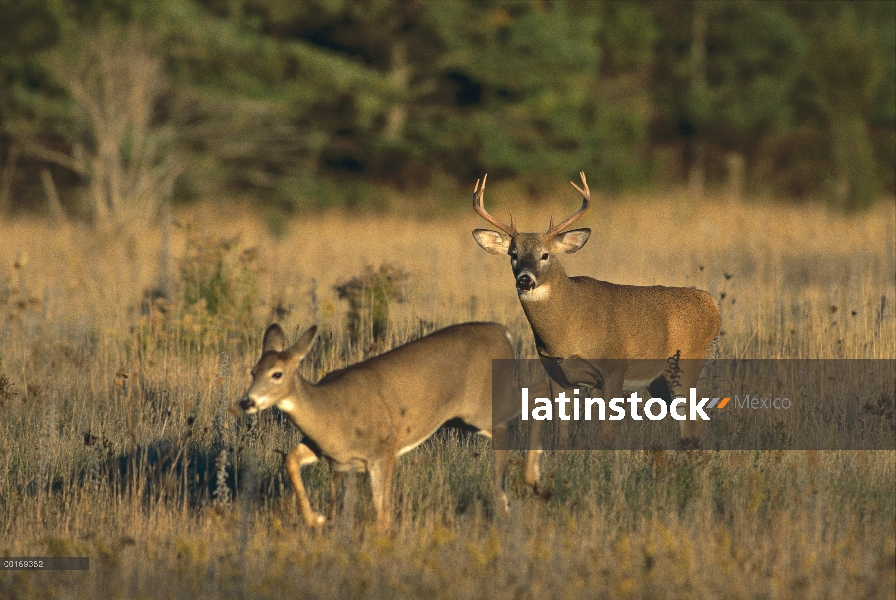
[676,359,708,449]
[678,361,703,450]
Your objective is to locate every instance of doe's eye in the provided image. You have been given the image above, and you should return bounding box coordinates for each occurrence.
[541,253,549,261]
[272,371,283,380]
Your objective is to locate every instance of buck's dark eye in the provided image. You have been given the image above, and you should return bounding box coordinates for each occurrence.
[510,252,518,260]
[541,253,549,261]
[272,371,283,380]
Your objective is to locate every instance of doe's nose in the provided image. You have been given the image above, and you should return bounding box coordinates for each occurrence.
[516,273,536,292]
[238,397,256,411]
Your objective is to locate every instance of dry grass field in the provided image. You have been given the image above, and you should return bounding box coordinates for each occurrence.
[0,191,894,599]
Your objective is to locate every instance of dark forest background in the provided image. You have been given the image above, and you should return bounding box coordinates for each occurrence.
[0,0,893,221]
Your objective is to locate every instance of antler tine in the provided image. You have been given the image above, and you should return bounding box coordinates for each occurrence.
[547,171,591,236]
[570,171,590,201]
[472,174,517,236]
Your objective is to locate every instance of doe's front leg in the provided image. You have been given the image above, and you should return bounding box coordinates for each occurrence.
[285,443,327,527]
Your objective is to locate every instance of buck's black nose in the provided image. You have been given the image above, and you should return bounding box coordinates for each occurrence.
[239,397,255,411]
[516,274,536,292]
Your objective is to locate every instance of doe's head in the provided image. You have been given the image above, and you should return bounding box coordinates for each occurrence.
[237,324,317,414]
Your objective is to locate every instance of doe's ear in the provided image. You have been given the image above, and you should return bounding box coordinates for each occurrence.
[551,228,591,254]
[284,325,319,366]
[262,324,287,353]
[472,229,512,255]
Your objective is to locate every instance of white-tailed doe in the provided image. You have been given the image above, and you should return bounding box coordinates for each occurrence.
[472,172,720,448]
[236,322,541,532]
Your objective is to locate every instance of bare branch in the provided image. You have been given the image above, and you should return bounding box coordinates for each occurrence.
[20,140,85,175]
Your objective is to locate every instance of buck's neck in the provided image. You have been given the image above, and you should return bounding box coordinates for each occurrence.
[518,262,580,356]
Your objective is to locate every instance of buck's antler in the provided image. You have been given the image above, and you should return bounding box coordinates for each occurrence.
[472,174,517,236]
[546,171,591,236]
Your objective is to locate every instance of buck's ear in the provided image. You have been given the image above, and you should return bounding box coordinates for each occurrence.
[472,229,512,254]
[262,324,287,353]
[284,325,318,366]
[552,228,591,253]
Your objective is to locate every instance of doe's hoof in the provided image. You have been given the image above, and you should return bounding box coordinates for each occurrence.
[305,512,328,527]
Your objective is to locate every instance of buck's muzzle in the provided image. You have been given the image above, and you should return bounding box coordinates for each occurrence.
[516,273,536,292]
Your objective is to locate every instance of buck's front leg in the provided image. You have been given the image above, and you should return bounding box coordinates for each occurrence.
[598,371,625,449]
[285,443,327,527]
[547,379,573,449]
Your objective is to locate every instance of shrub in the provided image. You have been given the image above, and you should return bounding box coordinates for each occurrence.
[334,263,409,347]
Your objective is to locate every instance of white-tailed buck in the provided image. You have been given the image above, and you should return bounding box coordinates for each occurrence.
[236,322,542,532]
[472,172,720,448]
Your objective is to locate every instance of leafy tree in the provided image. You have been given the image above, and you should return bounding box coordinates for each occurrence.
[0,0,892,213]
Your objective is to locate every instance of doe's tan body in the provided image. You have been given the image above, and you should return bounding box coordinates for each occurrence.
[237,322,541,532]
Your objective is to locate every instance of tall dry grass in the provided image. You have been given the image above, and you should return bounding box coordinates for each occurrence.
[0,193,893,599]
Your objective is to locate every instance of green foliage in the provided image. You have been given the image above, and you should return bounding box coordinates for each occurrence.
[0,0,893,210]
[334,263,409,346]
[0,358,15,407]
[179,229,259,326]
[806,6,887,210]
[830,115,881,211]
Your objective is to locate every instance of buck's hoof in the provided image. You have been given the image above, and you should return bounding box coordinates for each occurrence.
[533,482,553,501]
